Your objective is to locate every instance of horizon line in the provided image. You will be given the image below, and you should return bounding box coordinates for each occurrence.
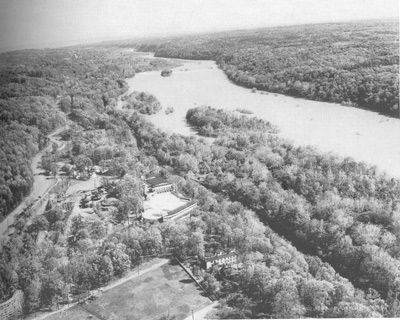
[0,16,398,54]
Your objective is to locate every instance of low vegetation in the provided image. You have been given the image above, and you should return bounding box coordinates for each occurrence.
[165,106,174,115]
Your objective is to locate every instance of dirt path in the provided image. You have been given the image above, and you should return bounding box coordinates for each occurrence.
[28,258,170,320]
[0,126,67,239]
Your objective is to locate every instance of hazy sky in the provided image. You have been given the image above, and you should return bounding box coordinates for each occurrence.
[0,0,398,51]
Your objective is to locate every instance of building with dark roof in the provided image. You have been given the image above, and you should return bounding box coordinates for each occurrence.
[144,177,173,194]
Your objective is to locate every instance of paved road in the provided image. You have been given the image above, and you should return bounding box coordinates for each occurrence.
[0,126,66,240]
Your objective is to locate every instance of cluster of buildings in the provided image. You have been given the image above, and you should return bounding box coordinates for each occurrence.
[142,177,197,222]
[143,177,239,270]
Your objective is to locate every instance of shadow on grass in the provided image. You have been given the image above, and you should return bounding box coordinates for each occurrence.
[169,257,179,265]
[199,290,211,299]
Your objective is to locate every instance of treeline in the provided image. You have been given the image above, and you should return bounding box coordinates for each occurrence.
[0,96,395,318]
[0,46,177,221]
[1,44,399,318]
[186,106,277,137]
[0,104,160,311]
[0,46,179,309]
[0,95,65,220]
[124,110,398,317]
[185,106,400,308]
[121,91,162,114]
[135,19,399,116]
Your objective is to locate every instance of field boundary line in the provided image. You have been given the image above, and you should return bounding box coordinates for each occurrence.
[175,257,214,302]
[30,258,170,320]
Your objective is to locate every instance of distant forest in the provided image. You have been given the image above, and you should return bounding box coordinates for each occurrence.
[135,20,399,116]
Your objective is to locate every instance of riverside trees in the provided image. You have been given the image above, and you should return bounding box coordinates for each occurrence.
[0,46,178,222]
[184,106,400,313]
[0,46,178,311]
[136,19,399,116]
[1,42,399,318]
[1,100,396,317]
[125,110,395,317]
[121,91,162,114]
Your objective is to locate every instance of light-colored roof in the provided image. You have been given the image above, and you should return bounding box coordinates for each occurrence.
[142,209,167,220]
[167,201,197,216]
[204,251,237,262]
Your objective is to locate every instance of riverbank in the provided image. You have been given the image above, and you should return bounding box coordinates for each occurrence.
[121,53,400,178]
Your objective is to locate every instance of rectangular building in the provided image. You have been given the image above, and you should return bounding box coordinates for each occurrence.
[144,177,173,194]
[200,251,238,269]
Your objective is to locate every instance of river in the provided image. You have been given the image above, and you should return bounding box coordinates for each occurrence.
[119,53,400,178]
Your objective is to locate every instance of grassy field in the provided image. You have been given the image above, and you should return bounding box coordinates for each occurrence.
[45,262,211,320]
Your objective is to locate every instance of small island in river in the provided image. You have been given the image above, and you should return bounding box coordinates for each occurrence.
[161,69,172,77]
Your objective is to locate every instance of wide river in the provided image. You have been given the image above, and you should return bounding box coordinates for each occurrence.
[121,54,400,178]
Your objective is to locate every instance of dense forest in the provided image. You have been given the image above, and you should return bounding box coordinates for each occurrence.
[0,39,399,318]
[0,46,178,308]
[127,109,400,317]
[0,47,176,222]
[2,104,394,317]
[0,97,65,219]
[135,19,399,116]
[185,106,400,300]
[120,91,162,114]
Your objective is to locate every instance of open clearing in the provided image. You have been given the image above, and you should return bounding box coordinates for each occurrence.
[44,262,212,320]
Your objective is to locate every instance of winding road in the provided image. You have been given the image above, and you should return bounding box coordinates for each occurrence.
[0,126,67,242]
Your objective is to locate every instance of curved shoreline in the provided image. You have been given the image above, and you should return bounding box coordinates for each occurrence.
[121,52,400,179]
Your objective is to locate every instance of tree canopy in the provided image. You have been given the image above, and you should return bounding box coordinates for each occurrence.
[135,20,399,116]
